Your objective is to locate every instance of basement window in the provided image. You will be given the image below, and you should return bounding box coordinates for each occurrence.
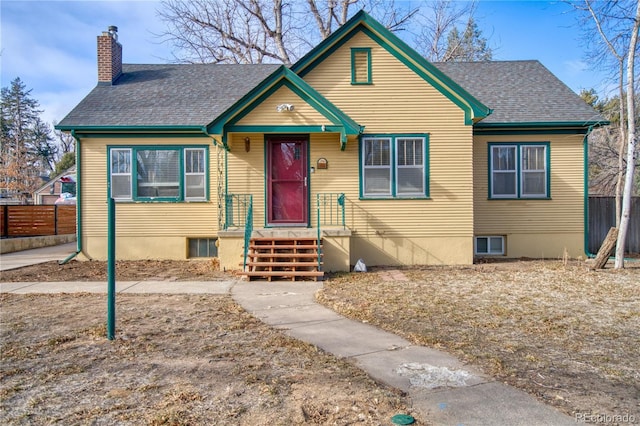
[188,238,218,258]
[475,236,505,255]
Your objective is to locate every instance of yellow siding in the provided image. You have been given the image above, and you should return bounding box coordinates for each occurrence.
[473,134,585,258]
[236,86,330,126]
[223,30,476,265]
[80,137,220,260]
[304,30,475,264]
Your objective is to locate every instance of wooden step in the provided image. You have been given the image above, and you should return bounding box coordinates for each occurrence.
[249,244,321,250]
[243,270,324,281]
[247,261,322,268]
[247,252,321,259]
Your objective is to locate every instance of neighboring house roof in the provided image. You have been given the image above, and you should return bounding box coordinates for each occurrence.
[434,60,605,127]
[57,64,280,130]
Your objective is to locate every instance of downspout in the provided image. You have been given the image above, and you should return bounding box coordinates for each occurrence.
[59,130,83,264]
[584,126,594,258]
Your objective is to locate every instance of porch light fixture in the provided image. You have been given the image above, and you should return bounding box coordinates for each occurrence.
[276,103,294,112]
[244,137,250,152]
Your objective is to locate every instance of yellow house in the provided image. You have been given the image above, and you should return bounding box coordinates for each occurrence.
[57,12,606,279]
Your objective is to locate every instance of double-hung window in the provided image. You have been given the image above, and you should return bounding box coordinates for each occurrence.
[361,135,429,198]
[109,146,208,202]
[489,143,549,199]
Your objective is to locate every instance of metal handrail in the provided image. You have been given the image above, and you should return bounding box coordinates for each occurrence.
[316,193,346,270]
[224,193,252,229]
[242,196,253,271]
[316,193,346,229]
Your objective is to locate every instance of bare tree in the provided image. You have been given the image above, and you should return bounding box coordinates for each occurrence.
[413,0,479,62]
[573,0,637,227]
[615,0,640,268]
[157,0,419,64]
[573,0,639,268]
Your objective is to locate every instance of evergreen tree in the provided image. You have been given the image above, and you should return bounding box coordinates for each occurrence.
[443,17,492,62]
[0,77,55,200]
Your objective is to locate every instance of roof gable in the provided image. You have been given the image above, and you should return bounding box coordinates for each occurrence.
[207,66,362,149]
[291,10,492,125]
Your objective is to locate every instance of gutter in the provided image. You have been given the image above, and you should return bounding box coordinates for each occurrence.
[59,131,83,264]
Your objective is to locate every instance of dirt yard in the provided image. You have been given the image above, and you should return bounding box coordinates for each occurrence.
[318,260,640,423]
[2,258,639,424]
[0,291,414,425]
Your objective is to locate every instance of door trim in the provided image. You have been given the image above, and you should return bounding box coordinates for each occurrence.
[265,135,310,227]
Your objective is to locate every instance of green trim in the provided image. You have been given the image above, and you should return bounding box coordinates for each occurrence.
[474,128,591,136]
[351,47,372,85]
[68,132,211,139]
[488,142,550,199]
[263,135,311,227]
[475,121,609,129]
[72,131,82,255]
[55,124,207,133]
[359,133,430,199]
[291,10,491,125]
[208,66,362,145]
[584,128,594,257]
[107,145,210,203]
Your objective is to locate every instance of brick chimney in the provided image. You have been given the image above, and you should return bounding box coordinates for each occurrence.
[97,25,122,85]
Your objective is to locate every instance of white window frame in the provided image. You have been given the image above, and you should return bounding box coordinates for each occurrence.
[184,148,207,201]
[489,143,549,199]
[475,236,505,255]
[362,137,392,197]
[361,134,429,199]
[110,148,132,200]
[108,146,208,202]
[396,137,426,196]
[520,145,547,198]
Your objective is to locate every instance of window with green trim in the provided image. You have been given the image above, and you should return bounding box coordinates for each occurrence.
[109,146,208,202]
[489,143,549,199]
[361,135,429,198]
[351,48,372,84]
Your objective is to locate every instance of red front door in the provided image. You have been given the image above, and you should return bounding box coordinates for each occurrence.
[267,136,308,226]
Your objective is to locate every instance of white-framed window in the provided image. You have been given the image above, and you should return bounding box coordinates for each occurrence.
[184,148,207,201]
[489,143,549,199]
[361,134,429,199]
[108,146,208,202]
[110,148,132,200]
[475,236,505,255]
[363,137,392,196]
[396,137,425,196]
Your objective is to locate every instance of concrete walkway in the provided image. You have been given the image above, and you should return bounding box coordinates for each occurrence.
[0,242,76,271]
[231,281,575,426]
[0,245,576,425]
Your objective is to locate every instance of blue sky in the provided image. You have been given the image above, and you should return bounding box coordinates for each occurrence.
[1,0,610,127]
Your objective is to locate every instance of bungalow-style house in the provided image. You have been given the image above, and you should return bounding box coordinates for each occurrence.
[33,166,76,205]
[57,12,605,279]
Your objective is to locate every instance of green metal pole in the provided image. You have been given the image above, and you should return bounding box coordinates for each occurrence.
[107,197,116,340]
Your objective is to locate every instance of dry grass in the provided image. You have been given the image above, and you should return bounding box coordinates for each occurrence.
[0,293,415,425]
[318,260,640,421]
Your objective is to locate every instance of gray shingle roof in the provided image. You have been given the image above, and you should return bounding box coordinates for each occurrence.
[58,60,603,129]
[58,64,281,128]
[434,60,603,125]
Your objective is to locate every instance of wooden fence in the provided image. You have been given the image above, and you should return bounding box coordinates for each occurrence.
[0,205,76,238]
[588,196,640,255]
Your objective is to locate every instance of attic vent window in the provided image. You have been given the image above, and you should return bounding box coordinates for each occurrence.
[351,48,372,85]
